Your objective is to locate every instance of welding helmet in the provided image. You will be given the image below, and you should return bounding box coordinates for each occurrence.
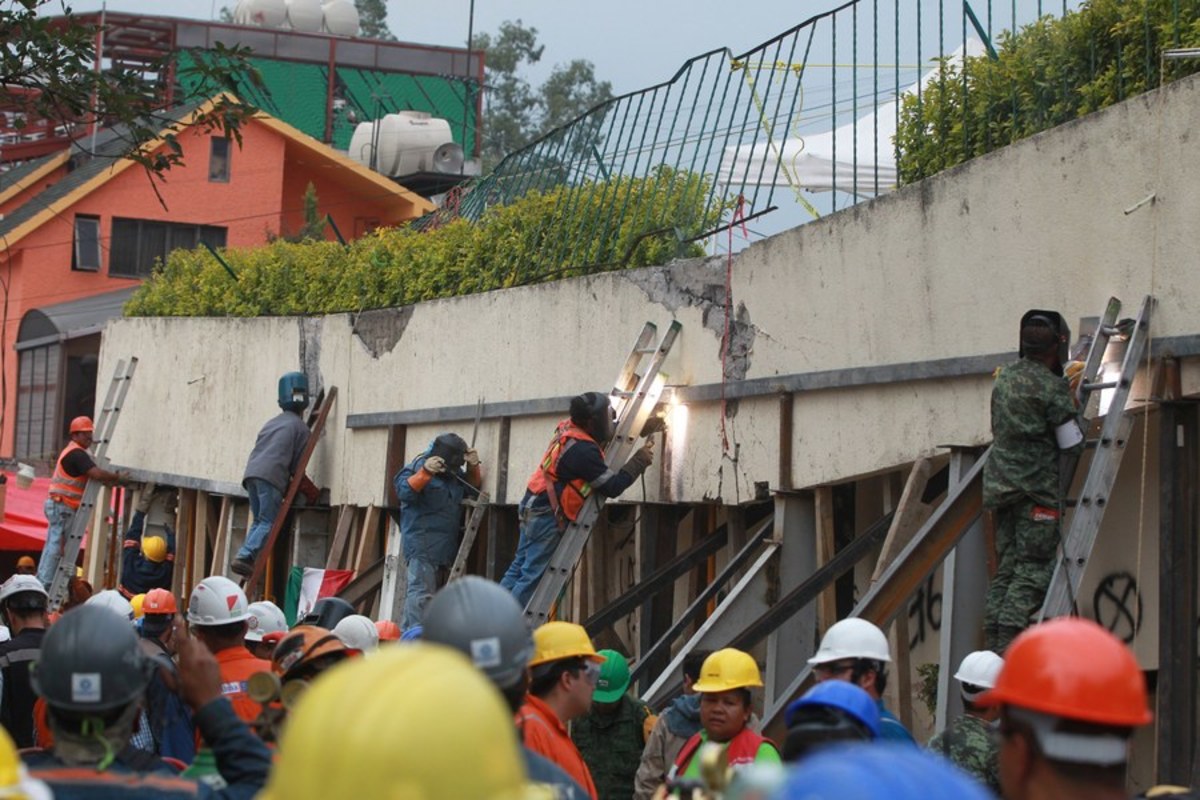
[570,392,615,444]
[1019,310,1070,375]
[278,372,309,413]
[429,433,469,473]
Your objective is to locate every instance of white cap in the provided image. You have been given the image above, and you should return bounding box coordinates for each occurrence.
[245,601,288,642]
[333,614,380,652]
[808,618,892,665]
[187,576,251,626]
[85,589,134,622]
[954,650,1005,699]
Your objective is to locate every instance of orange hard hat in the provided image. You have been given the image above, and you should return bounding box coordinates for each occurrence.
[979,617,1152,727]
[16,556,35,569]
[375,620,400,642]
[142,588,178,615]
[68,416,94,434]
[272,625,348,681]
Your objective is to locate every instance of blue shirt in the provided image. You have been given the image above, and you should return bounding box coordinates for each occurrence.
[395,454,468,566]
[878,698,917,744]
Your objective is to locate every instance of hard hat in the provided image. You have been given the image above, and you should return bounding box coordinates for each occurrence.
[258,643,535,800]
[245,600,288,643]
[15,556,35,570]
[978,617,1151,727]
[954,650,1004,700]
[400,624,423,642]
[68,416,94,435]
[808,618,891,665]
[129,594,146,619]
[375,620,401,642]
[422,576,534,690]
[784,681,881,739]
[692,648,764,693]
[0,574,48,611]
[0,725,52,800]
[272,625,348,681]
[529,621,605,668]
[142,588,178,616]
[141,535,168,564]
[333,614,379,653]
[299,596,355,630]
[84,589,134,622]
[768,742,994,800]
[277,371,309,412]
[593,649,631,703]
[31,605,154,713]
[187,575,251,626]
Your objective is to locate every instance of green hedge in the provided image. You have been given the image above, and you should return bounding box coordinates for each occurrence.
[896,0,1200,183]
[125,167,722,317]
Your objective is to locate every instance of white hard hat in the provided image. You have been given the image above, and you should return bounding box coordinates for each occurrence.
[333,614,380,652]
[187,576,251,626]
[808,618,892,665]
[245,600,288,642]
[0,625,10,643]
[954,650,1005,699]
[85,589,134,622]
[0,575,48,605]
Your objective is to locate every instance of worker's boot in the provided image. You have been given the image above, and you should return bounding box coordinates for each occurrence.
[231,557,255,578]
[136,483,157,514]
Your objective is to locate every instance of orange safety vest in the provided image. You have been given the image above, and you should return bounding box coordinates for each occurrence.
[526,420,603,524]
[48,442,88,510]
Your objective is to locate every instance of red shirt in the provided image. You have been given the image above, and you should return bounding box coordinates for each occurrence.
[517,695,598,800]
[215,646,271,726]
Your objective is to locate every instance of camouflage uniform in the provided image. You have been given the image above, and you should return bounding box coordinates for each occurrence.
[983,357,1082,652]
[572,693,652,800]
[928,713,1000,794]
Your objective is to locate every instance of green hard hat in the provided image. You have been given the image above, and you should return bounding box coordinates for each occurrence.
[593,649,631,703]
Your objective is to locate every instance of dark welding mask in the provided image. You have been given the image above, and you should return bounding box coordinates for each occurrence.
[1019,310,1070,376]
[277,371,309,412]
[430,433,468,472]
[570,392,615,445]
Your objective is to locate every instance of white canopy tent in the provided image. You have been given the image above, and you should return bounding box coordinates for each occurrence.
[719,40,985,198]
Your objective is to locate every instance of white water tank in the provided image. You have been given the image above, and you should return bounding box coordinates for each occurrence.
[349,112,463,177]
[321,0,360,36]
[234,0,287,27]
[286,0,323,32]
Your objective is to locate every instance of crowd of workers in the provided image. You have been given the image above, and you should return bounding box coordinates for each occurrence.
[0,309,1186,797]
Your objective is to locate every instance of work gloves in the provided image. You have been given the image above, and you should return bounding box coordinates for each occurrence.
[622,442,654,478]
[423,456,447,475]
[464,448,480,467]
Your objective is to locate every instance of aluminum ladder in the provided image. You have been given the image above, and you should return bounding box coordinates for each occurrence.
[523,320,681,626]
[47,357,137,611]
[447,491,490,582]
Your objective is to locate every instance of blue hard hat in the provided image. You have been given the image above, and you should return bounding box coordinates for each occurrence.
[400,624,423,642]
[785,681,882,739]
[769,743,995,800]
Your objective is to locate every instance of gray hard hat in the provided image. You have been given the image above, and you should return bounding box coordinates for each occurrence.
[31,605,154,713]
[422,576,534,690]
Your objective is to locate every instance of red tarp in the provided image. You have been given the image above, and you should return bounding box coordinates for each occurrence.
[0,475,51,551]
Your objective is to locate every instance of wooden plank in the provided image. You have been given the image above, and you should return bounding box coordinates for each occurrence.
[210,497,231,576]
[354,505,381,575]
[171,490,195,598]
[325,505,355,570]
[814,486,838,634]
[192,491,211,588]
[871,458,934,582]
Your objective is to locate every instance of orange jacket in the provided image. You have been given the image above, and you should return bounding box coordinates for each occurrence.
[526,421,602,523]
[517,694,598,800]
[214,646,271,728]
[49,442,88,510]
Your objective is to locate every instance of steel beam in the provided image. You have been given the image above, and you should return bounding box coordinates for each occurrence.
[765,493,820,713]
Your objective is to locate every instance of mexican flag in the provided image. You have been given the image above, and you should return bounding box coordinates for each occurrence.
[284,566,355,626]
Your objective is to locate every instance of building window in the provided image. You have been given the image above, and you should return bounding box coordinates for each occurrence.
[209,136,231,182]
[73,215,101,271]
[15,343,61,461]
[109,218,227,279]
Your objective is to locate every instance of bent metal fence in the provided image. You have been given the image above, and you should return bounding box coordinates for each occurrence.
[421,0,1194,278]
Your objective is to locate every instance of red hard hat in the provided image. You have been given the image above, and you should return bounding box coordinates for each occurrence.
[978,617,1152,727]
[69,416,94,434]
[142,588,178,615]
[375,620,401,642]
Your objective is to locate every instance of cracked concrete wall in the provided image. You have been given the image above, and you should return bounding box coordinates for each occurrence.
[101,72,1200,506]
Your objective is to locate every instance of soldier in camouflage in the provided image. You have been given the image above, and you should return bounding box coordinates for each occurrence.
[928,650,1004,795]
[983,312,1084,652]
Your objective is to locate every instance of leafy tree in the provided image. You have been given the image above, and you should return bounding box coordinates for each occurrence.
[355,0,395,41]
[472,20,613,168]
[1,1,259,178]
[218,6,234,23]
[291,182,328,242]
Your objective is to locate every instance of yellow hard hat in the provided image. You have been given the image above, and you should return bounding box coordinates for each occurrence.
[129,594,146,619]
[691,648,764,693]
[259,643,542,800]
[141,536,168,564]
[529,621,606,668]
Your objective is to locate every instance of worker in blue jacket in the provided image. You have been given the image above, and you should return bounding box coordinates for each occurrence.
[119,484,175,598]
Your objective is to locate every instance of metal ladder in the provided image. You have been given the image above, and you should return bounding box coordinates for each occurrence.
[47,357,137,611]
[447,491,490,582]
[1039,295,1153,620]
[524,320,681,626]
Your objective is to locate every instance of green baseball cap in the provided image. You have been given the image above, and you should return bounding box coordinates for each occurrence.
[593,649,631,703]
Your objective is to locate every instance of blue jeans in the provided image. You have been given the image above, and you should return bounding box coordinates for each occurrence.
[38,499,76,587]
[237,478,283,562]
[402,557,440,630]
[500,500,561,608]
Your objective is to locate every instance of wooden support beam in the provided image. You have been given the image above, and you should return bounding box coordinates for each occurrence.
[872,459,934,582]
[210,497,231,576]
[190,490,208,591]
[171,490,196,598]
[326,505,355,570]
[814,486,838,635]
[353,505,381,576]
